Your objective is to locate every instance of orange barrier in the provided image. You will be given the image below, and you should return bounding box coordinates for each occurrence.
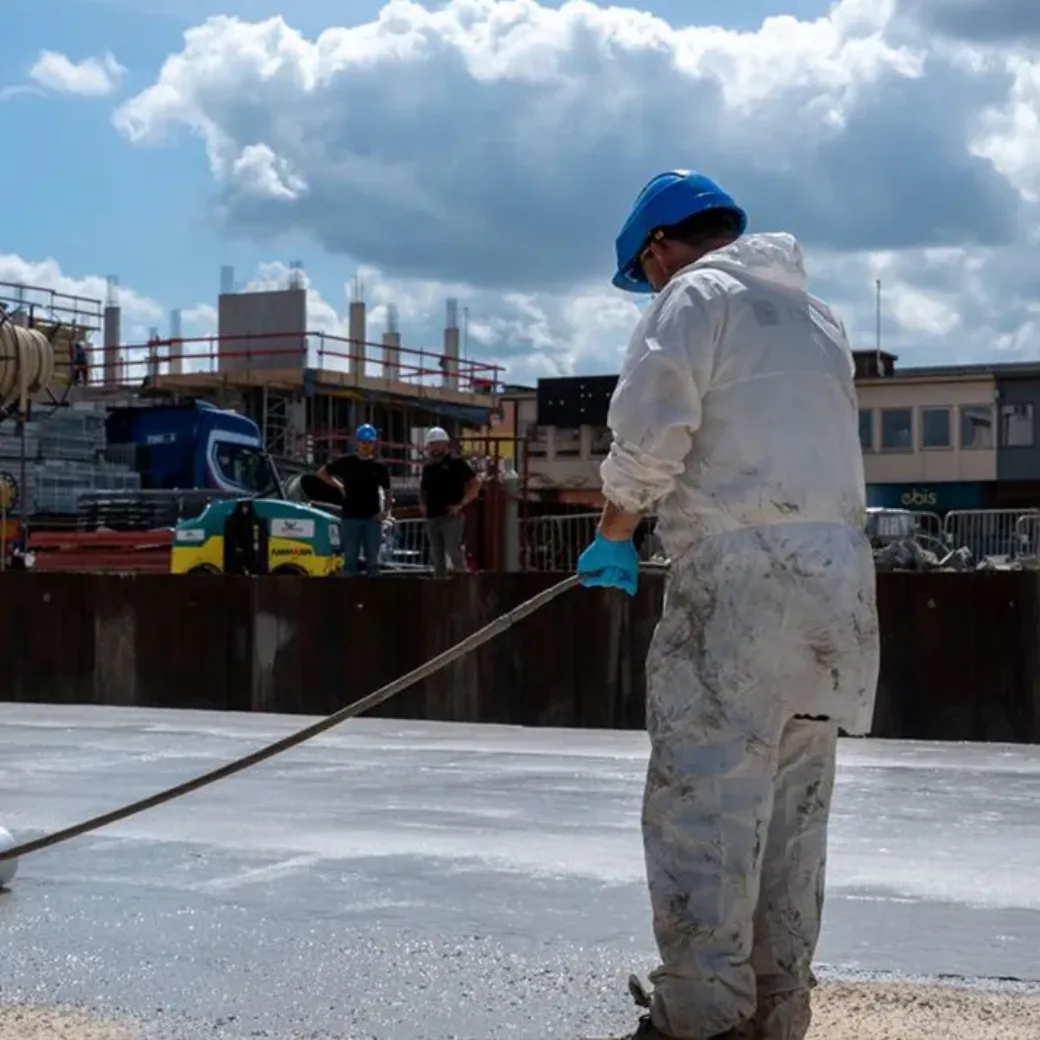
[27,529,173,573]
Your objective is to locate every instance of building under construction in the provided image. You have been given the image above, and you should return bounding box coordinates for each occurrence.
[2,267,504,486]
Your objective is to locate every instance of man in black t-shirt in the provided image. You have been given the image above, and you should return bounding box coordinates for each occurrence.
[317,424,391,576]
[419,427,480,577]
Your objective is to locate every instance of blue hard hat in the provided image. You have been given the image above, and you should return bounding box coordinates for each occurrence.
[612,170,748,294]
[356,423,377,443]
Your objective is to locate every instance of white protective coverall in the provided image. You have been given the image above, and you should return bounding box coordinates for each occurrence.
[600,232,880,1040]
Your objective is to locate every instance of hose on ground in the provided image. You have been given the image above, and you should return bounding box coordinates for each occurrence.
[0,573,583,863]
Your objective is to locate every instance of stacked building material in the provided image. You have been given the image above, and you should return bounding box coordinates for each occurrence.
[0,404,140,517]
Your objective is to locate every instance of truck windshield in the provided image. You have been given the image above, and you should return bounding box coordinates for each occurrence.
[213,442,279,496]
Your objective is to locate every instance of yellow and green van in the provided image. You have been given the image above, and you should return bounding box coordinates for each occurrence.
[171,498,343,576]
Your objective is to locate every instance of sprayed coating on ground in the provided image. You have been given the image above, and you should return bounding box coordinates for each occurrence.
[0,1005,137,1039]
[8,984,1040,1040]
[810,983,1040,1038]
[2,705,1040,1039]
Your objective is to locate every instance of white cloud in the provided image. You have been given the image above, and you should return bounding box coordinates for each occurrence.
[6,0,1039,380]
[0,257,270,380]
[0,255,161,333]
[0,253,632,389]
[896,0,1040,44]
[974,56,1040,201]
[29,50,126,97]
[230,259,638,385]
[0,84,45,102]
[806,243,1040,366]
[6,241,1038,396]
[180,303,218,327]
[112,0,1031,296]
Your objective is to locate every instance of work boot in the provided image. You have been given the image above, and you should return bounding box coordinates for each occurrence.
[582,975,745,1040]
[582,1011,673,1039]
[581,976,674,1039]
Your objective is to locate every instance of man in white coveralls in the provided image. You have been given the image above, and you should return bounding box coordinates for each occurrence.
[576,171,880,1040]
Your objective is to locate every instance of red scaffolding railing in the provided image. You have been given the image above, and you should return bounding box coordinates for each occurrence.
[0,280,103,332]
[78,330,504,395]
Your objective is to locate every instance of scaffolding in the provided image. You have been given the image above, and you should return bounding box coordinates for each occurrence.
[69,328,503,470]
[0,280,103,336]
[0,280,103,393]
[0,282,108,536]
[260,386,291,458]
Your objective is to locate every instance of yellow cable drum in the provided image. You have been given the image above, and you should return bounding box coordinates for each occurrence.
[0,321,55,409]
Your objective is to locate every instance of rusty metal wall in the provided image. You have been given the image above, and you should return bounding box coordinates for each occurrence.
[1,571,1038,742]
[871,571,1040,742]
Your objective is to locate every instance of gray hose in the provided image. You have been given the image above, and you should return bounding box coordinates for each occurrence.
[0,573,582,863]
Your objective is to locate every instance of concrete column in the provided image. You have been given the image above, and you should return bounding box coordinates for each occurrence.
[103,304,121,386]
[579,424,594,460]
[169,308,183,375]
[146,328,160,380]
[443,324,460,390]
[382,330,401,379]
[348,300,366,376]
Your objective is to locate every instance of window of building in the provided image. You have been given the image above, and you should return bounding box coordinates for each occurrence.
[524,423,547,457]
[1001,402,1035,447]
[858,409,874,452]
[960,404,995,449]
[590,426,613,458]
[880,408,913,450]
[920,407,951,449]
[555,427,581,457]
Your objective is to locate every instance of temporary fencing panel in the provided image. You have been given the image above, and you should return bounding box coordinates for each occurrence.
[382,517,429,571]
[522,512,599,571]
[1014,513,1040,558]
[943,509,1040,561]
[521,507,1040,571]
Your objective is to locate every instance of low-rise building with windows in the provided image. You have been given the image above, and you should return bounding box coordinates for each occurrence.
[498,353,1040,514]
[855,351,1040,511]
[855,351,997,511]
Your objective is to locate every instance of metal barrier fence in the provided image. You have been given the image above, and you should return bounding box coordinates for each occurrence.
[944,509,1040,561]
[521,513,600,571]
[520,512,665,572]
[521,507,1040,572]
[1015,513,1040,558]
[902,510,943,540]
[381,517,430,571]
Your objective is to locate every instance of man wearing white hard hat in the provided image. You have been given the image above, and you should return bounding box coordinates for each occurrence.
[420,427,480,577]
[578,171,880,1039]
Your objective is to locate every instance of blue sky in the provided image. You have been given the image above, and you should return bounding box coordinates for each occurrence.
[1,0,1039,383]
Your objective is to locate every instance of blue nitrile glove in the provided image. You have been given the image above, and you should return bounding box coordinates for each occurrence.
[577,533,639,597]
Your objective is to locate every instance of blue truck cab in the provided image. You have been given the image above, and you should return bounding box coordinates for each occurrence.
[105,400,281,496]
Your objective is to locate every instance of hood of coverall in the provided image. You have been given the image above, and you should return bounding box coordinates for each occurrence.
[683,232,807,294]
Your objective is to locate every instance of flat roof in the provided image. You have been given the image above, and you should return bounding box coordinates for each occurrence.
[4,703,1040,1034]
[894,361,1040,380]
[851,349,1040,381]
[857,361,1040,383]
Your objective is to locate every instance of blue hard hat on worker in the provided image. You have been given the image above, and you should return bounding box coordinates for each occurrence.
[355,423,378,443]
[612,170,748,294]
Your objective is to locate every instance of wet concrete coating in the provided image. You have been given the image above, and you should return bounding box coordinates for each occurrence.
[2,704,1040,1038]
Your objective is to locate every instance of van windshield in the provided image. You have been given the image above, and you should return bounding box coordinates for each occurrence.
[213,442,280,496]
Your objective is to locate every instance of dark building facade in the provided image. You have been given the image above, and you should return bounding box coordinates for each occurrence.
[994,372,1040,506]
